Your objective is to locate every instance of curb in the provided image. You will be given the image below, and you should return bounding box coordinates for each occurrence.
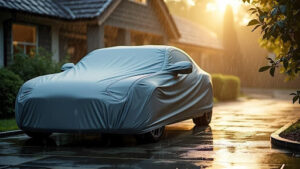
[271,120,300,151]
[0,130,24,138]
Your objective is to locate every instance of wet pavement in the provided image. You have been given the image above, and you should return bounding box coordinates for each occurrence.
[1,90,300,168]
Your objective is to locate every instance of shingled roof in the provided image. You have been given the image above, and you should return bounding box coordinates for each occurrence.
[172,15,223,50]
[0,0,179,39]
[0,0,113,19]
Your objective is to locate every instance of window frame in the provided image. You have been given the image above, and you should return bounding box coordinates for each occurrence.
[11,22,38,57]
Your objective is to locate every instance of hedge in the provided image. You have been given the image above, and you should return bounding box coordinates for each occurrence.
[211,74,240,101]
[8,48,62,81]
[0,68,23,118]
[211,74,224,99]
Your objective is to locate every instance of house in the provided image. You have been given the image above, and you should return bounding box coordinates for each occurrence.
[0,0,180,66]
[169,15,223,73]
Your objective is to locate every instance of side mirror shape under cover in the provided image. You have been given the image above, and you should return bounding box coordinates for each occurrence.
[167,61,193,74]
[61,63,75,71]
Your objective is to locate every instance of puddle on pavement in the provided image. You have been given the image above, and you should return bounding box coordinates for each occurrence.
[1,99,300,168]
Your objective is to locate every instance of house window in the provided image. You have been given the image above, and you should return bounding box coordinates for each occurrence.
[12,24,37,56]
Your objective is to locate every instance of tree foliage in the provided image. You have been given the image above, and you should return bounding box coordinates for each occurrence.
[243,0,300,103]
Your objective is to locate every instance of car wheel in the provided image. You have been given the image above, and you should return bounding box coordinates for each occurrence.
[193,111,212,126]
[136,126,165,143]
[25,131,52,139]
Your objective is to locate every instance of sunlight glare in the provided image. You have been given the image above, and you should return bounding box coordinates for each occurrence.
[186,0,195,7]
[240,16,251,26]
[206,3,217,12]
[206,0,243,15]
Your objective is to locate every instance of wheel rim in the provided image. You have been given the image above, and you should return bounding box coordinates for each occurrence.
[150,127,164,138]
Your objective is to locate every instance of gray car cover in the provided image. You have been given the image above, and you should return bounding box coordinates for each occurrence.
[15,46,213,134]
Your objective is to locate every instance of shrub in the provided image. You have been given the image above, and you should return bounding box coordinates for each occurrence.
[211,74,240,101]
[219,75,240,101]
[8,48,61,81]
[211,74,225,99]
[213,97,218,103]
[0,68,23,118]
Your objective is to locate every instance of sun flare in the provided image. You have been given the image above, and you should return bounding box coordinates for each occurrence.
[206,0,243,14]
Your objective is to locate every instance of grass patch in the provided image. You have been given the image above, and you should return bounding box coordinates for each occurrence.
[282,120,300,134]
[280,120,300,142]
[0,118,19,132]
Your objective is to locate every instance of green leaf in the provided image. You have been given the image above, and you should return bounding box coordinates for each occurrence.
[271,8,278,16]
[252,25,260,32]
[276,20,285,28]
[267,57,274,63]
[259,15,266,22]
[257,7,263,16]
[270,67,275,76]
[283,59,288,69]
[247,19,260,26]
[279,5,286,14]
[259,66,271,72]
[271,25,277,33]
[251,10,257,15]
[263,32,268,39]
[292,96,299,104]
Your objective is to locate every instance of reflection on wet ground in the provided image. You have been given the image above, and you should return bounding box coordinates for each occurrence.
[0,93,300,168]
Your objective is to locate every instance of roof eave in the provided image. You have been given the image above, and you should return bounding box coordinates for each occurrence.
[96,0,122,26]
[149,0,180,40]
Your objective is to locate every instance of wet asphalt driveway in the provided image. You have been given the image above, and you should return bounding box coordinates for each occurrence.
[1,90,300,169]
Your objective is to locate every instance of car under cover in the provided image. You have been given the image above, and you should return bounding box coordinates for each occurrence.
[15,46,213,134]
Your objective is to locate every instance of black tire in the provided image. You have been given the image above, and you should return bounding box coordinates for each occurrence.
[193,111,212,126]
[25,131,52,139]
[136,126,165,143]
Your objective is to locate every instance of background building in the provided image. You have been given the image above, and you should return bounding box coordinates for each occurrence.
[1,0,298,89]
[169,15,223,73]
[0,0,179,65]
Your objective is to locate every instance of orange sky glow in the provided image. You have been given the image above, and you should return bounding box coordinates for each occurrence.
[185,0,251,26]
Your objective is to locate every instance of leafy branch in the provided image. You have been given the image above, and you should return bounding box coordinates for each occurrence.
[243,0,300,104]
[290,91,300,104]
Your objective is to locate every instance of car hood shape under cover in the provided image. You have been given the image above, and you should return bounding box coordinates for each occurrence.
[15,46,213,134]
